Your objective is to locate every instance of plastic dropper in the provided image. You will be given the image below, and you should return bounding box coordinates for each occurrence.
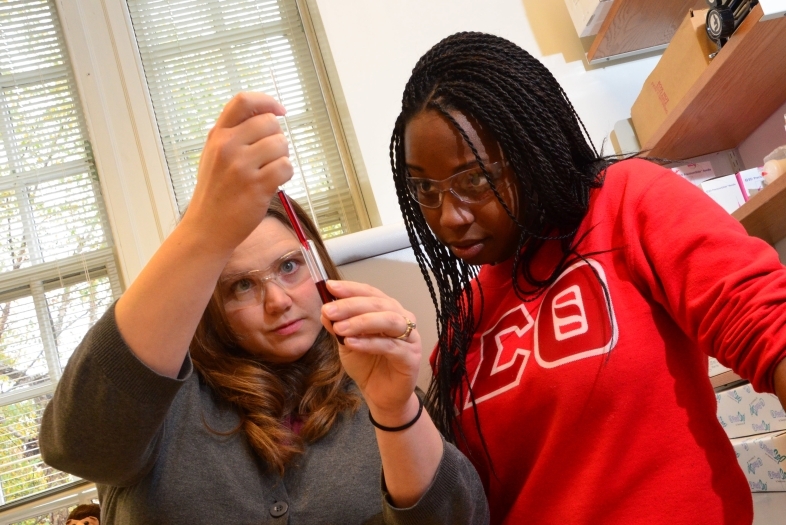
[268,69,342,342]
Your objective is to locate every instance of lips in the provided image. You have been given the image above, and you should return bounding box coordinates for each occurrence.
[450,238,485,249]
[448,239,486,259]
[272,318,304,336]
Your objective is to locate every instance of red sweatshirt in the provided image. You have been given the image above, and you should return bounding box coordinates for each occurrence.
[451,159,786,525]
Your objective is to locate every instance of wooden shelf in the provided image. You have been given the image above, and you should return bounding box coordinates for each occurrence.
[587,0,705,62]
[640,4,786,160]
[732,172,786,245]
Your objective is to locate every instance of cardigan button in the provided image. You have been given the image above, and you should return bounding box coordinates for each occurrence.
[269,501,288,518]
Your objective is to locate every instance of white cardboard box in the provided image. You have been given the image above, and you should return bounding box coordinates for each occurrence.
[716,383,786,438]
[701,174,747,214]
[564,0,613,38]
[731,431,786,492]
[738,166,766,198]
[709,356,743,389]
[671,161,716,187]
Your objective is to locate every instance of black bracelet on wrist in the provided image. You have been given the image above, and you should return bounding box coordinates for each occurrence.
[368,395,423,432]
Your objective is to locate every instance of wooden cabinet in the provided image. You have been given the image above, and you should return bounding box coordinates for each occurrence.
[639,4,786,161]
[590,2,786,243]
[592,2,786,162]
[587,0,705,62]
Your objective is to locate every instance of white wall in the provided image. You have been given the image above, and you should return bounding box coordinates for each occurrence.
[738,99,786,170]
[312,0,660,224]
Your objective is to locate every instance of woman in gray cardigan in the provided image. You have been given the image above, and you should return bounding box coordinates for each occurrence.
[39,92,488,525]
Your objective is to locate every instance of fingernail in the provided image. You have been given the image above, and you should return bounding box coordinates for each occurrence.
[323,304,336,317]
[334,321,348,332]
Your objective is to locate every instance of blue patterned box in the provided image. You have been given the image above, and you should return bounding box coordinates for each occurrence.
[716,383,786,439]
[731,431,786,492]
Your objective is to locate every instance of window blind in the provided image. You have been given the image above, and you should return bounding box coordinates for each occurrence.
[126,0,365,239]
[0,0,121,506]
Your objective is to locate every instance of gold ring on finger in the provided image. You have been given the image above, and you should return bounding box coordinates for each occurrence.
[395,316,416,341]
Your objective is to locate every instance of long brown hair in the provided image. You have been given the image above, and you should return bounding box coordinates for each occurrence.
[189,197,360,474]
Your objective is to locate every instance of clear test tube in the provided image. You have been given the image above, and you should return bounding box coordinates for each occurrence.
[300,240,334,304]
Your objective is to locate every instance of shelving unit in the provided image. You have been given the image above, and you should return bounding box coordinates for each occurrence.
[732,170,786,245]
[639,4,786,160]
[587,0,704,63]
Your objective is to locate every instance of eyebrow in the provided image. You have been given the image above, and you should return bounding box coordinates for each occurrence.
[219,268,257,283]
[406,159,487,175]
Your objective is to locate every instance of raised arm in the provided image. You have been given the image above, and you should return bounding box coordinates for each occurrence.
[115,92,292,377]
[321,280,489,523]
[624,160,786,396]
[40,92,293,483]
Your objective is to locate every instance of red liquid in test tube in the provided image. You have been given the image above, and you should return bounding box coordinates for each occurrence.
[277,190,343,343]
[278,190,308,245]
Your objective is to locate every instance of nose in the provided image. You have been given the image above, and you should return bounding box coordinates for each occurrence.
[438,191,474,230]
[263,280,292,314]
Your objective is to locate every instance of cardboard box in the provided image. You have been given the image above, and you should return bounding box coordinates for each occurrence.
[738,166,766,197]
[701,174,747,214]
[709,357,743,389]
[564,0,614,38]
[671,161,716,187]
[716,383,786,439]
[631,9,715,146]
[731,431,786,492]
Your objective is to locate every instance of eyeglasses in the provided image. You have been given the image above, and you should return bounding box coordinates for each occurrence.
[406,161,510,209]
[219,250,311,312]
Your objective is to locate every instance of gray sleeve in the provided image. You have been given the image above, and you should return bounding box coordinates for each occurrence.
[380,438,490,525]
[39,302,192,487]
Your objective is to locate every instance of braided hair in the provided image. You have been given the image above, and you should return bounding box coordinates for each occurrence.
[389,32,613,449]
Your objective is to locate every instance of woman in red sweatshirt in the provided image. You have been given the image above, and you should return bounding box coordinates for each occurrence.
[344,31,786,525]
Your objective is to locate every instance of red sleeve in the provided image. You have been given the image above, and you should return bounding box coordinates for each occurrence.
[621,159,786,393]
